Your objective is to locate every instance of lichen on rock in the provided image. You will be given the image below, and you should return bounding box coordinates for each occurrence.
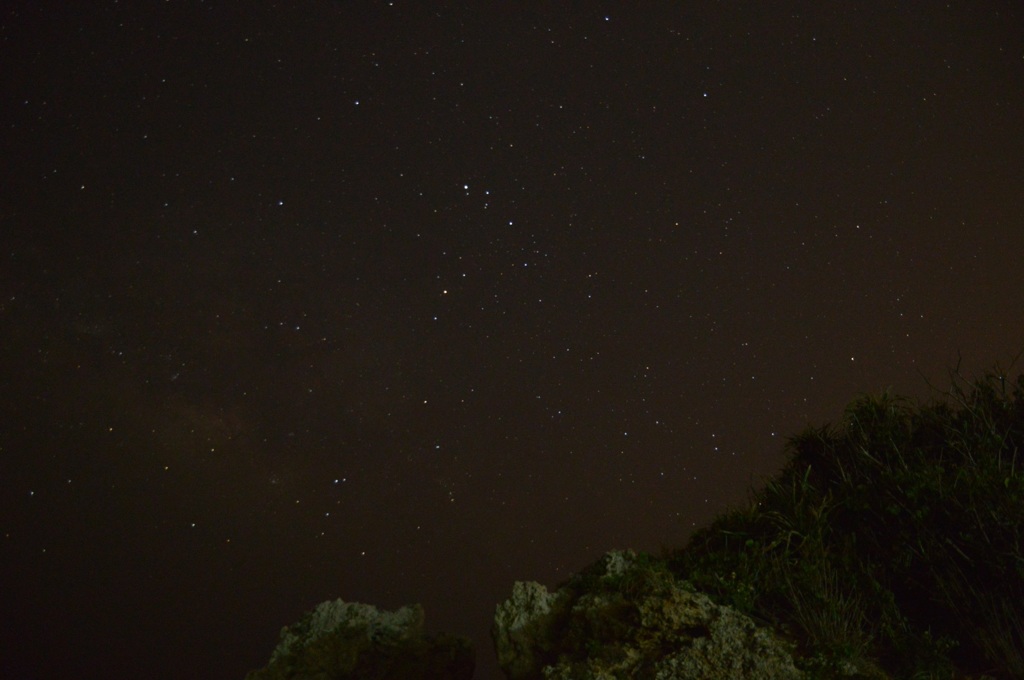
[270,599,424,663]
[246,598,474,680]
[493,549,802,680]
[493,580,571,679]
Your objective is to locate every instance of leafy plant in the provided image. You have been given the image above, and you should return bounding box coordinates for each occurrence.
[666,365,1024,678]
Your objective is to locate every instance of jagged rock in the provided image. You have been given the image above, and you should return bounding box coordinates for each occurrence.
[493,581,571,679]
[493,550,802,680]
[246,598,474,680]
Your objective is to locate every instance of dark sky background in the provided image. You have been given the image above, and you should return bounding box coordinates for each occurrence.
[2,2,1022,678]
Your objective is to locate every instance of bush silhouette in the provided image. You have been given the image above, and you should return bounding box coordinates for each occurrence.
[667,367,1024,678]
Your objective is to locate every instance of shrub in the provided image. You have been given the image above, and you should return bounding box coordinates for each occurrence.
[667,367,1024,678]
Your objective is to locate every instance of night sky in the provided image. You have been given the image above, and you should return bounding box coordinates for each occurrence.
[2,2,1023,678]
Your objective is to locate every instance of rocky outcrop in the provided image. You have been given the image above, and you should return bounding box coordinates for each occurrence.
[246,598,474,680]
[493,550,803,680]
[494,581,569,678]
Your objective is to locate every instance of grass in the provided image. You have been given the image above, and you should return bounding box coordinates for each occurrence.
[664,365,1024,679]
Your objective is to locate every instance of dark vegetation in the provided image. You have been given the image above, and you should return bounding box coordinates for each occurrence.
[664,366,1024,679]
[246,627,474,680]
